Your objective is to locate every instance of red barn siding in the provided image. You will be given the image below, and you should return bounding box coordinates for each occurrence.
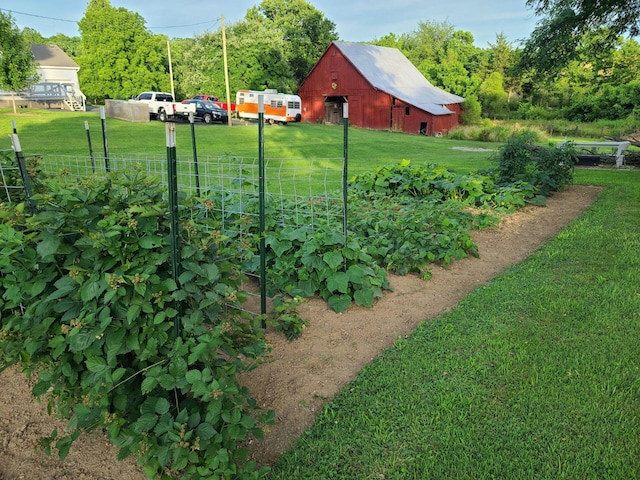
[298,43,463,135]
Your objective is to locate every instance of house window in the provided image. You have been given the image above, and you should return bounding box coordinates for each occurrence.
[405,107,410,116]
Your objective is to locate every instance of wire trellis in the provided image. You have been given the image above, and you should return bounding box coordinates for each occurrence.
[34,153,346,234]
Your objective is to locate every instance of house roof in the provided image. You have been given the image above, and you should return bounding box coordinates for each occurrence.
[333,41,464,116]
[31,44,79,69]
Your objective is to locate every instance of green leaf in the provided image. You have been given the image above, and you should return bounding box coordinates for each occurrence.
[202,264,219,281]
[139,236,163,249]
[195,422,215,440]
[69,331,95,352]
[32,379,51,396]
[80,280,105,303]
[185,369,202,384]
[37,235,60,258]
[157,445,172,468]
[346,264,367,284]
[133,413,158,433]
[322,251,344,270]
[31,279,47,297]
[141,377,157,395]
[326,271,350,294]
[86,357,109,375]
[126,304,141,324]
[158,374,176,390]
[45,276,77,302]
[327,294,352,313]
[154,397,171,415]
[354,287,375,307]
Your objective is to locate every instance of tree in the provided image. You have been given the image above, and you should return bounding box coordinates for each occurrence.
[0,11,38,113]
[478,72,508,118]
[247,0,338,85]
[520,0,640,76]
[172,16,295,101]
[78,0,170,102]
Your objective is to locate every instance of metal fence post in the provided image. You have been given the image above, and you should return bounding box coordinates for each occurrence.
[258,95,267,322]
[166,122,182,338]
[189,112,201,197]
[9,134,36,214]
[85,121,96,173]
[100,107,110,172]
[343,102,349,240]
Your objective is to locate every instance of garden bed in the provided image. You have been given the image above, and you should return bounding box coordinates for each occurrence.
[0,184,602,479]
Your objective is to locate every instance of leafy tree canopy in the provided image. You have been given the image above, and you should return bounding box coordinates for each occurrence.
[246,0,338,84]
[0,11,38,95]
[78,0,170,102]
[520,0,640,77]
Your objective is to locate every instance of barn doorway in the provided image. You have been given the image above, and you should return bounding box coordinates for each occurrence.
[419,122,428,135]
[324,96,346,125]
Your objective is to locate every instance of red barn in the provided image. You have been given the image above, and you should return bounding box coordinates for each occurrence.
[297,41,464,136]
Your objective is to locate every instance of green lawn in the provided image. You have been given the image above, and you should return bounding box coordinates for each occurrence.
[266,168,640,479]
[0,108,497,175]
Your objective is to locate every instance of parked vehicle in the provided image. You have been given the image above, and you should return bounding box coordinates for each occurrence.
[131,91,195,121]
[183,94,237,113]
[181,99,229,124]
[191,94,218,102]
[236,89,301,125]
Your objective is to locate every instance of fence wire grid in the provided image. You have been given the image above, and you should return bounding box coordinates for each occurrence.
[1,149,348,315]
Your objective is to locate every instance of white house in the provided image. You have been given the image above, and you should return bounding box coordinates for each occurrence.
[0,44,86,111]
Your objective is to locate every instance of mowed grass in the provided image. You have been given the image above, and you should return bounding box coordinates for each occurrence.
[266,168,640,479]
[3,109,639,479]
[0,108,496,175]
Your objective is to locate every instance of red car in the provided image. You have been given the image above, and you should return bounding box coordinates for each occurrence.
[190,94,219,102]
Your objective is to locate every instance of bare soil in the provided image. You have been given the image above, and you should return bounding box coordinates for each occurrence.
[0,184,602,479]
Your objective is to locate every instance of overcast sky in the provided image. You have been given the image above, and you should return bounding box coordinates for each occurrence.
[2,0,541,48]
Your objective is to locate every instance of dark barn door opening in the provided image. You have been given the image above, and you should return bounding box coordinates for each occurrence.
[324,96,346,124]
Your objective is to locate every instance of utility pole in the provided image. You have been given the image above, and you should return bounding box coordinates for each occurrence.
[167,39,175,100]
[221,15,232,127]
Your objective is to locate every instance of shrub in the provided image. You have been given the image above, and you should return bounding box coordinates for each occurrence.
[0,172,272,479]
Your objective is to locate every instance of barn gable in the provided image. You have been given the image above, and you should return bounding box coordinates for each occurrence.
[334,41,464,116]
[297,41,464,135]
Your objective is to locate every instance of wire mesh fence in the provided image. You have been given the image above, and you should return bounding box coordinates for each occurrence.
[33,152,346,233]
[1,148,348,315]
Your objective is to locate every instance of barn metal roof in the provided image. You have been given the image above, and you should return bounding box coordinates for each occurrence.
[333,41,464,116]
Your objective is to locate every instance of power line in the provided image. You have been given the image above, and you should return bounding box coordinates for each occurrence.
[0,8,77,23]
[0,7,219,31]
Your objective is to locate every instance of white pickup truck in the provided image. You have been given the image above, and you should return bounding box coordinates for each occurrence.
[132,92,195,121]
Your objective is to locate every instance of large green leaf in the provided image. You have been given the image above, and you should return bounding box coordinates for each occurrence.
[327,294,352,313]
[353,287,376,307]
[37,234,60,258]
[133,412,158,433]
[86,356,109,375]
[322,251,344,270]
[326,271,349,294]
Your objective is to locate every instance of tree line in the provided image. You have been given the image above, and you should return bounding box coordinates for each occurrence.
[2,0,639,125]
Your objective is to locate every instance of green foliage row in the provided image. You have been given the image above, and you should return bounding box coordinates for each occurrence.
[266,167,640,479]
[495,133,577,196]
[0,171,272,479]
[0,149,574,477]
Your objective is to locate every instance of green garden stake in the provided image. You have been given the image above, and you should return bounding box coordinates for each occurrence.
[100,107,110,172]
[343,101,349,240]
[189,112,201,197]
[9,133,36,214]
[85,121,96,173]
[166,122,182,338]
[258,95,267,324]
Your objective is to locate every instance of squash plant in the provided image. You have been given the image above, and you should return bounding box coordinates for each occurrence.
[0,171,272,479]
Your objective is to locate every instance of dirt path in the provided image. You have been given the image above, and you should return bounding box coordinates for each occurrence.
[0,184,602,479]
